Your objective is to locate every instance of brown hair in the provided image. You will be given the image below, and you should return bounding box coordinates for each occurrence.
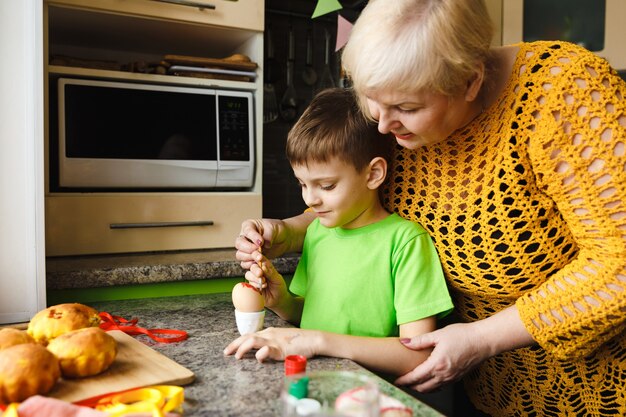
[286,88,392,171]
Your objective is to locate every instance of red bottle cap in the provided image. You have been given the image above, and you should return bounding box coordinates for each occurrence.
[284,355,307,375]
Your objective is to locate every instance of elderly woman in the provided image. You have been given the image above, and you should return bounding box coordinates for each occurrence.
[236,0,626,415]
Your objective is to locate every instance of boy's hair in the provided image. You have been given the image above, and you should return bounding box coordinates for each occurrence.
[286,88,392,171]
[341,0,494,117]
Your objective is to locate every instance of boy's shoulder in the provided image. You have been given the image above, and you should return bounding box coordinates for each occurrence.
[306,212,428,238]
[383,212,428,236]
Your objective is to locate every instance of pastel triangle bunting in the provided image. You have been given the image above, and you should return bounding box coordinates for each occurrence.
[312,0,343,19]
[335,14,352,51]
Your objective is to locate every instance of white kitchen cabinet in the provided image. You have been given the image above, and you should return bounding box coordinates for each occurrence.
[44,0,264,256]
[0,0,47,323]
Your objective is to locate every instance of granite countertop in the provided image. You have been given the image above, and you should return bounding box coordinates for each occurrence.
[88,293,444,417]
[46,249,300,290]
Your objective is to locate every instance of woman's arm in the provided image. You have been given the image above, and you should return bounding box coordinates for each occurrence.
[520,50,626,359]
[395,305,534,392]
[281,211,317,253]
[223,317,436,376]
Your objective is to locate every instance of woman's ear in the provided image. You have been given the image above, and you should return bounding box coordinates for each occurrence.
[465,62,485,102]
[367,157,388,190]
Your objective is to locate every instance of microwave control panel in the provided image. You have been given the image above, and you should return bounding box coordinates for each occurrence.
[218,94,253,162]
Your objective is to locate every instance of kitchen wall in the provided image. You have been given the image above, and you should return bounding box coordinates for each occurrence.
[261,0,363,219]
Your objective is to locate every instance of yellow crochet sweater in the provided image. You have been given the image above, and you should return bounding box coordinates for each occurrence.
[384,41,626,417]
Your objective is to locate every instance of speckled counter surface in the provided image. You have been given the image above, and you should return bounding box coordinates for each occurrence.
[46,249,300,290]
[89,293,444,417]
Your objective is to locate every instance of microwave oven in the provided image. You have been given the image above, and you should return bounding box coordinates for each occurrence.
[493,0,626,71]
[55,78,255,190]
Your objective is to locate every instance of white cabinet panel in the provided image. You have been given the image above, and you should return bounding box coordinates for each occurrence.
[0,0,46,323]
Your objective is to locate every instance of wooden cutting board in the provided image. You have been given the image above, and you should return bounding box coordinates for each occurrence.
[47,330,195,403]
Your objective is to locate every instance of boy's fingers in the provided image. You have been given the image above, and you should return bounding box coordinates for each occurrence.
[223,336,245,356]
[256,345,283,362]
[234,336,260,359]
[260,258,280,279]
[255,345,271,362]
[245,266,266,289]
[239,260,255,270]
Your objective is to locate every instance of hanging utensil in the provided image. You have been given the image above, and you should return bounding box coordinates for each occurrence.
[264,85,279,124]
[302,29,318,86]
[316,28,335,93]
[279,26,298,122]
[263,25,279,123]
[265,24,279,84]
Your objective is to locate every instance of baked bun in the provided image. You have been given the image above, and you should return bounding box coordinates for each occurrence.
[0,328,35,350]
[27,303,101,346]
[47,327,117,378]
[0,343,60,403]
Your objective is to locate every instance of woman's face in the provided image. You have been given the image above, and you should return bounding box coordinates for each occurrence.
[365,88,477,150]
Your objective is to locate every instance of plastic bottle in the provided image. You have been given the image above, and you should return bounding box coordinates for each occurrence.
[285,355,309,400]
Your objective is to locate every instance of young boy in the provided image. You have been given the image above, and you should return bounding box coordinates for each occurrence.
[224,88,453,376]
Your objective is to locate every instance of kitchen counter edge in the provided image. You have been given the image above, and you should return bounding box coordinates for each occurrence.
[46,249,300,290]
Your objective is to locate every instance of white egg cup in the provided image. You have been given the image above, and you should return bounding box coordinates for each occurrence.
[234,309,265,335]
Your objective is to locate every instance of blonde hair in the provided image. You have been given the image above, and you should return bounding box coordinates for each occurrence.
[286,88,392,171]
[342,0,494,114]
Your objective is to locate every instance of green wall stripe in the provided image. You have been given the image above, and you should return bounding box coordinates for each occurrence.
[46,275,293,305]
[46,278,242,305]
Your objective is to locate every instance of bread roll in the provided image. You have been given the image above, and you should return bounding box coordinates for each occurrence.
[27,303,101,346]
[0,328,35,351]
[47,327,117,378]
[0,343,60,403]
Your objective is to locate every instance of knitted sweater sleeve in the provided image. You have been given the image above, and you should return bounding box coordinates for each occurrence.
[517,45,626,359]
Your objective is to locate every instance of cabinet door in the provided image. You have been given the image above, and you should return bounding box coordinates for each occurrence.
[45,194,262,256]
[47,0,264,31]
[0,0,46,323]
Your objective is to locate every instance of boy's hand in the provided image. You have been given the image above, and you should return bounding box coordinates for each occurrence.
[245,253,289,309]
[223,327,319,362]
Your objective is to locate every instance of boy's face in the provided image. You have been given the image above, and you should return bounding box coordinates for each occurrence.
[292,157,379,229]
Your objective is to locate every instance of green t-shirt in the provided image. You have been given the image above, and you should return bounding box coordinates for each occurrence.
[289,213,453,337]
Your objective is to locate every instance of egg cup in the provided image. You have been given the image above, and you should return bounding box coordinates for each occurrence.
[234,309,265,335]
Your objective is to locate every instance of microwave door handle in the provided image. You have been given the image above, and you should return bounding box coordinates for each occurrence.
[110,221,214,229]
[150,0,216,10]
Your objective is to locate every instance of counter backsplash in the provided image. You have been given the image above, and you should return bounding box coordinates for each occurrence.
[46,249,300,290]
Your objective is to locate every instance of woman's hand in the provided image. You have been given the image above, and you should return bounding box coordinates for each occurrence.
[395,306,534,392]
[394,322,490,392]
[235,212,316,270]
[223,327,319,362]
[236,218,288,270]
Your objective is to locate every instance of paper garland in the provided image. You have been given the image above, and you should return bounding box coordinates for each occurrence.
[311,0,343,19]
[310,0,354,51]
[335,14,352,51]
